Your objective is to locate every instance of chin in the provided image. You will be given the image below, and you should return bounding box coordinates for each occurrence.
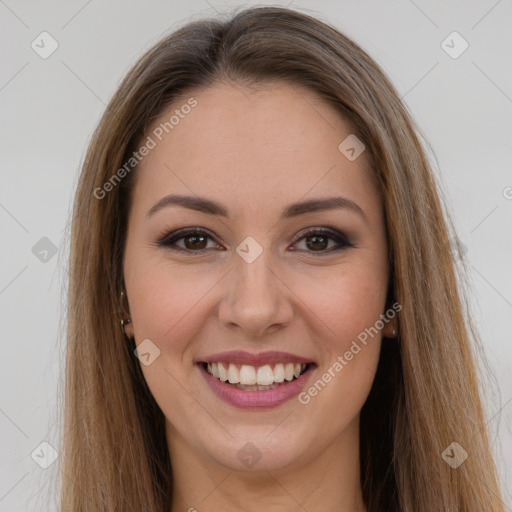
[200,425,313,473]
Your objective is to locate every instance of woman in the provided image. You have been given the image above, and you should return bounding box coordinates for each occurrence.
[61,6,505,511]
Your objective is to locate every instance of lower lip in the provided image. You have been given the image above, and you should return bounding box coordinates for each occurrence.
[198,363,315,409]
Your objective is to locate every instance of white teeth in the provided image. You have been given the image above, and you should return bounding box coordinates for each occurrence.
[284,363,295,381]
[206,361,308,385]
[218,362,228,382]
[273,363,285,382]
[228,363,239,384]
[239,365,257,385]
[256,365,274,385]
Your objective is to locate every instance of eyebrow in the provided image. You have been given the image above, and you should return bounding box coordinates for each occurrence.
[146,194,368,224]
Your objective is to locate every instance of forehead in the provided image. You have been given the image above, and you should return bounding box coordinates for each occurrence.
[130,80,378,220]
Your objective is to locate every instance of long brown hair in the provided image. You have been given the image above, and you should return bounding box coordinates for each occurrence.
[60,6,505,511]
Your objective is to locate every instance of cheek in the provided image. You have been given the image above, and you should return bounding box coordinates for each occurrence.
[297,264,387,350]
[128,261,216,342]
[125,260,219,417]
[290,264,386,415]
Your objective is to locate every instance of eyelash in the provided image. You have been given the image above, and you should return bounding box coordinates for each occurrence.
[156,226,354,255]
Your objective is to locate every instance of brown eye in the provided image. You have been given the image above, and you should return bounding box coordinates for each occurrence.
[305,233,329,251]
[292,228,353,254]
[182,233,208,250]
[157,228,220,252]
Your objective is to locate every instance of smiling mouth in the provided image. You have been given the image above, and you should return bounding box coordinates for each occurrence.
[199,361,311,391]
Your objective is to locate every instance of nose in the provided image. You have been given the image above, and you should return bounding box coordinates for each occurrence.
[218,247,294,339]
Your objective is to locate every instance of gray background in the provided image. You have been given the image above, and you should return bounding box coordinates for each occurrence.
[1,0,511,510]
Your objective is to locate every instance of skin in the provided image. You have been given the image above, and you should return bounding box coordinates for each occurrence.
[122,80,396,512]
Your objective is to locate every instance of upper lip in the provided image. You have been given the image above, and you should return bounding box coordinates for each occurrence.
[196,350,314,367]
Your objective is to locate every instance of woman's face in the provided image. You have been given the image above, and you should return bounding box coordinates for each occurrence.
[123,80,391,473]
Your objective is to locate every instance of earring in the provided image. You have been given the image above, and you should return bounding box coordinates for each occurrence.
[385,322,398,340]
